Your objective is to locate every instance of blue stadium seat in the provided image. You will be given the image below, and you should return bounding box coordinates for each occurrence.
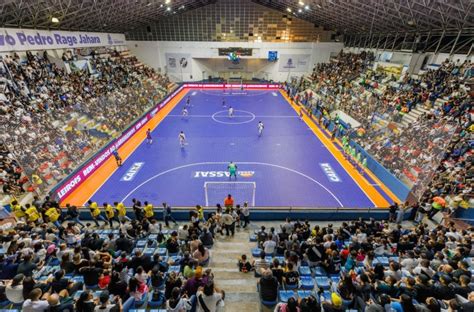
[315,276,330,290]
[312,266,327,276]
[252,248,263,257]
[156,248,167,256]
[300,276,315,290]
[299,266,311,276]
[297,290,313,299]
[136,240,147,248]
[279,290,295,303]
[249,234,257,242]
[169,265,180,273]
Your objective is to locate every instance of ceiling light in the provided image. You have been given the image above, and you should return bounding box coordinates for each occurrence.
[146,1,151,6]
[316,4,322,8]
[165,0,171,4]
[298,1,305,5]
[160,4,163,7]
[166,7,171,11]
[51,16,59,23]
[286,7,292,12]
[298,8,302,13]
[304,5,310,10]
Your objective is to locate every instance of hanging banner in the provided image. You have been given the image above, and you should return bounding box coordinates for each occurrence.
[165,53,192,73]
[278,54,311,72]
[0,28,126,52]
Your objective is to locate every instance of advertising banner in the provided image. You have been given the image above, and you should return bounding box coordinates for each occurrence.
[165,53,192,73]
[278,54,311,72]
[0,28,126,52]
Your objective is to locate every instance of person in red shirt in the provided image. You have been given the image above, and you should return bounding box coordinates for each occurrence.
[224,194,234,209]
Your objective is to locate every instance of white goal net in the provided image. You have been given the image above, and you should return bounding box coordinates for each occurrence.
[204,182,256,207]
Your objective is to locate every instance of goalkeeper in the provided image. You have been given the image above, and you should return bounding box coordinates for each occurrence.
[228,161,238,180]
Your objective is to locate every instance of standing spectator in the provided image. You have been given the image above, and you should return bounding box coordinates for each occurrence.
[163,202,178,227]
[240,202,250,228]
[258,268,278,303]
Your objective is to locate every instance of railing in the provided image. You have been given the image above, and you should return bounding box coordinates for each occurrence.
[72,205,390,222]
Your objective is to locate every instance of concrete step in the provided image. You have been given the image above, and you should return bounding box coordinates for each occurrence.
[225,301,261,312]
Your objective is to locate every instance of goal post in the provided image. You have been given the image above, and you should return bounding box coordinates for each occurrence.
[204,181,256,207]
[226,77,243,89]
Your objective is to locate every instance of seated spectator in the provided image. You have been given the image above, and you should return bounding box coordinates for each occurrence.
[46,293,74,312]
[196,280,225,312]
[283,262,299,288]
[193,243,210,266]
[274,296,300,312]
[199,227,214,247]
[238,254,252,273]
[5,273,24,304]
[322,293,344,312]
[166,287,192,312]
[253,251,270,276]
[22,288,49,312]
[94,291,122,311]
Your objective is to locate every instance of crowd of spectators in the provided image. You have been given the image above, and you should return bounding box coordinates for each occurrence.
[0,196,240,311]
[302,51,472,212]
[251,218,474,311]
[0,48,170,197]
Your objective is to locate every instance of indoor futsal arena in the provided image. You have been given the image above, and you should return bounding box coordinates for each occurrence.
[0,0,472,311]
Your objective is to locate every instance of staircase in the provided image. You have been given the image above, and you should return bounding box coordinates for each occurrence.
[209,225,260,312]
[399,97,447,128]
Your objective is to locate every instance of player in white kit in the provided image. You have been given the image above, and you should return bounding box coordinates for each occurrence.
[182,107,188,118]
[228,106,234,118]
[257,121,264,136]
[179,131,186,147]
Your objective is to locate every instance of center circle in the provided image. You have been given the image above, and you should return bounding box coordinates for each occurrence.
[211,110,256,125]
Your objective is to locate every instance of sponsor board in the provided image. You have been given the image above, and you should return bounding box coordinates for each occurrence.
[120,162,145,182]
[193,171,255,178]
[319,163,341,182]
[0,27,125,52]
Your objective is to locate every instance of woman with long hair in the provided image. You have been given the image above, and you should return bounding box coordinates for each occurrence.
[75,290,94,312]
[193,243,210,266]
[166,287,191,312]
[196,280,225,312]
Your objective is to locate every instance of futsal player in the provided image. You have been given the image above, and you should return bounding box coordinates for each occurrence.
[228,106,234,118]
[228,161,237,180]
[182,107,188,118]
[112,149,122,166]
[179,131,186,147]
[186,96,190,107]
[222,98,226,108]
[257,121,264,136]
[146,128,153,144]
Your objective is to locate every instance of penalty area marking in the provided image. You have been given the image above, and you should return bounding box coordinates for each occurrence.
[120,161,344,207]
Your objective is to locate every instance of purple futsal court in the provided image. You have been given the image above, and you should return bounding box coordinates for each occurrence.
[89,89,376,208]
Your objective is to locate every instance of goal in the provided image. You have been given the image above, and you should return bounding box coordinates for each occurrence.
[204,181,256,207]
[227,77,243,86]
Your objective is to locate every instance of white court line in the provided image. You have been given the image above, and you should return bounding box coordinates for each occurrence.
[167,115,298,118]
[199,90,270,97]
[120,161,344,207]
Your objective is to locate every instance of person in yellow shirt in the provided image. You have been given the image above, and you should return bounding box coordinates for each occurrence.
[144,201,155,220]
[87,200,106,227]
[10,200,25,221]
[103,202,117,228]
[114,202,130,222]
[45,206,61,227]
[24,204,40,223]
